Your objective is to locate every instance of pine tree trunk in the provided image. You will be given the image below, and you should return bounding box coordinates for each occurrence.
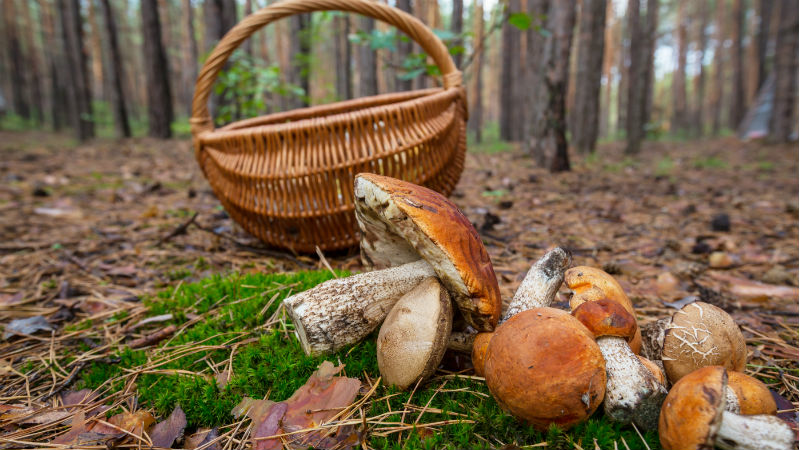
[617,0,632,135]
[19,0,45,124]
[39,0,67,129]
[572,0,607,154]
[395,0,413,92]
[522,0,548,146]
[694,0,709,136]
[500,0,522,141]
[59,0,95,140]
[730,0,746,129]
[288,14,312,107]
[141,0,174,138]
[600,2,616,139]
[642,0,659,127]
[469,0,485,143]
[711,0,727,135]
[625,0,643,153]
[3,0,30,119]
[100,0,131,137]
[769,0,798,142]
[358,16,378,97]
[243,0,253,57]
[334,14,352,101]
[87,0,106,101]
[452,0,464,68]
[672,0,688,133]
[756,0,775,92]
[183,0,199,116]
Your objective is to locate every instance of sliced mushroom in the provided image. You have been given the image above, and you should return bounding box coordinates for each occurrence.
[659,366,794,450]
[377,278,453,389]
[572,297,667,430]
[483,308,606,431]
[284,174,500,356]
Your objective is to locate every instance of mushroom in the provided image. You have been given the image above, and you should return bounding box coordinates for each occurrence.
[283,174,501,356]
[571,297,667,430]
[377,277,453,389]
[639,301,746,384]
[659,366,794,450]
[483,308,606,431]
[725,371,778,415]
[565,266,643,354]
[446,247,572,376]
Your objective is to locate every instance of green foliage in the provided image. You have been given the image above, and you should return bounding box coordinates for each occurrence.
[468,122,513,153]
[0,113,40,131]
[692,155,728,169]
[655,156,675,176]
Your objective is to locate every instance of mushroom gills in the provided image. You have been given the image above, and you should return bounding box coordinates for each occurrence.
[377,277,453,390]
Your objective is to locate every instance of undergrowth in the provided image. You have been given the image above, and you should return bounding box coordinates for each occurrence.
[74,270,660,449]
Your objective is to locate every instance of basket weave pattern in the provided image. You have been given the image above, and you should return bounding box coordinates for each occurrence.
[191,0,467,252]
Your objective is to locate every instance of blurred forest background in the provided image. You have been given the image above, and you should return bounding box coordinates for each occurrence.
[0,0,797,169]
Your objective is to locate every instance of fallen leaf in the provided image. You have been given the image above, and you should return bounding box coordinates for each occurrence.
[52,411,86,444]
[0,404,73,425]
[3,315,53,339]
[0,292,24,306]
[60,389,107,418]
[707,272,799,303]
[88,410,155,439]
[215,370,230,390]
[150,405,187,448]
[185,427,221,450]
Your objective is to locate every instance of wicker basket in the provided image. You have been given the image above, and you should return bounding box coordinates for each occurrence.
[190,0,467,253]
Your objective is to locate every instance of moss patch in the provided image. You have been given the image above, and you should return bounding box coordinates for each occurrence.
[77,270,660,449]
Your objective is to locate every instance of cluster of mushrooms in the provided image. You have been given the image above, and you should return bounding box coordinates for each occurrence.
[282,174,795,450]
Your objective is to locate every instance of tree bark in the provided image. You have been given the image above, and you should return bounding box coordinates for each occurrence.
[3,0,30,119]
[711,0,727,135]
[469,0,485,143]
[39,0,68,129]
[500,0,522,141]
[358,16,378,97]
[755,0,775,92]
[642,0,659,127]
[334,14,352,101]
[183,0,199,116]
[730,0,746,129]
[243,0,254,57]
[693,0,709,136]
[100,0,131,137]
[625,0,644,153]
[288,14,312,107]
[617,0,632,135]
[395,0,413,92]
[452,0,464,68]
[769,0,798,142]
[600,1,617,139]
[87,0,106,101]
[572,0,607,154]
[19,0,45,124]
[59,0,95,140]
[522,0,548,145]
[672,0,688,133]
[141,0,174,138]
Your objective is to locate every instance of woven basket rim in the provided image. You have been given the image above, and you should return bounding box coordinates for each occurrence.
[198,87,462,144]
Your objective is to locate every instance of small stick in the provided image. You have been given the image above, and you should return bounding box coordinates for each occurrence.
[157,212,198,246]
[129,325,177,349]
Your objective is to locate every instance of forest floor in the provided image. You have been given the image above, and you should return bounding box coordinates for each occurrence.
[0,130,797,449]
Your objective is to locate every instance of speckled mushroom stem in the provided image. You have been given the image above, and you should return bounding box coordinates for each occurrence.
[598,337,667,430]
[714,412,795,450]
[283,259,435,356]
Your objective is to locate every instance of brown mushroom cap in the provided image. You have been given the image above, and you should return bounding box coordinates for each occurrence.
[637,355,667,386]
[659,366,727,450]
[354,174,501,331]
[483,308,606,431]
[470,332,493,377]
[377,277,453,389]
[571,297,637,340]
[727,371,777,415]
[565,267,643,354]
[661,302,746,384]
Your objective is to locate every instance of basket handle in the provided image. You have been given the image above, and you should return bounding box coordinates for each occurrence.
[190,0,462,139]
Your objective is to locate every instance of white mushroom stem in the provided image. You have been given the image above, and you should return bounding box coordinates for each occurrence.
[715,412,795,450]
[724,386,741,413]
[283,260,435,356]
[598,336,667,430]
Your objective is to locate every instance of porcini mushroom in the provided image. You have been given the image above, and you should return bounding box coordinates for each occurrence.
[571,297,667,430]
[483,308,606,431]
[640,301,746,384]
[377,277,453,389]
[659,366,794,450]
[446,247,572,376]
[725,371,778,415]
[283,174,501,356]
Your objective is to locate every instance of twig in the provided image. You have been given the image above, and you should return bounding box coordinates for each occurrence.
[156,212,198,246]
[316,246,339,279]
[129,325,177,349]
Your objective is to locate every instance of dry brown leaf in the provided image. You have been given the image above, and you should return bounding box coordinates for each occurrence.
[707,271,799,303]
[88,409,155,438]
[150,405,187,448]
[185,427,221,450]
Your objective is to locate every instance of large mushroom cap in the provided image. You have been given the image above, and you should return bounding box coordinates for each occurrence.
[354,173,501,331]
[662,302,746,384]
[483,308,606,431]
[659,366,727,450]
[377,277,453,389]
[727,371,777,415]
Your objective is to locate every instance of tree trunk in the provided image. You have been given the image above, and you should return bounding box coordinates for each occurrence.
[572,0,607,154]
[769,0,798,142]
[59,0,95,140]
[243,0,253,57]
[600,1,617,139]
[39,0,67,129]
[469,0,485,143]
[672,0,688,133]
[711,0,727,135]
[87,0,106,102]
[522,0,548,145]
[334,14,352,101]
[99,0,131,137]
[452,0,464,68]
[358,16,378,97]
[183,0,199,116]
[617,0,632,135]
[141,0,173,138]
[755,0,775,92]
[395,0,413,92]
[3,0,30,119]
[19,0,45,124]
[730,0,746,129]
[693,0,709,136]
[625,0,643,153]
[500,0,522,141]
[288,14,312,107]
[642,0,659,127]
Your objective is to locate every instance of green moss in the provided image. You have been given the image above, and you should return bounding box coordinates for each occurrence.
[76,269,660,448]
